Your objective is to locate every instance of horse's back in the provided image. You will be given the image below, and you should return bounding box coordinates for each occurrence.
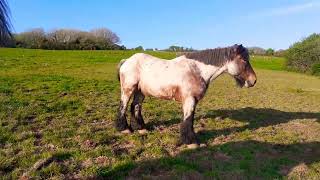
[130,53,163,62]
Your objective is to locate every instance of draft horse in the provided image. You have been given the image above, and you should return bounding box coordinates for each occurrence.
[115,44,257,147]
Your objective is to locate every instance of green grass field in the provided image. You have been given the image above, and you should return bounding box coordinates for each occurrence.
[0,48,320,179]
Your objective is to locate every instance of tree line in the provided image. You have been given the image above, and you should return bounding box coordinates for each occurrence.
[4,28,126,50]
[247,47,285,57]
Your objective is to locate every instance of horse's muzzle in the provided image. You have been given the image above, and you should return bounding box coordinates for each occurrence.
[245,75,257,88]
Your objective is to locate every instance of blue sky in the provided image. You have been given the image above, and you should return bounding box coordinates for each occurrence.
[8,0,320,50]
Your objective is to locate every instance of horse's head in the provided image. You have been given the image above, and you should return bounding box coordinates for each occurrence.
[226,44,257,88]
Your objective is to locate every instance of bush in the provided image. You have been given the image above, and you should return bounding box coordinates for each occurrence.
[285,33,320,75]
[311,63,320,76]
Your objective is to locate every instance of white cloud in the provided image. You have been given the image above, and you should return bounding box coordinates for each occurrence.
[251,1,320,18]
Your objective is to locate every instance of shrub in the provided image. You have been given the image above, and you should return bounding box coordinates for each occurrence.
[285,33,320,75]
[311,63,320,76]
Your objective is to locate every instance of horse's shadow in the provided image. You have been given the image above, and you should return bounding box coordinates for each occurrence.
[202,107,320,127]
[97,140,320,179]
[147,107,320,143]
[97,108,320,178]
[197,107,320,143]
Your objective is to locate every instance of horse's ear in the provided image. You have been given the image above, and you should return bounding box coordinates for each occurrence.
[233,44,238,52]
[236,44,245,54]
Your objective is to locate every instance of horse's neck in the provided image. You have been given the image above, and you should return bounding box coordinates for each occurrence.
[175,56,226,83]
[194,61,227,83]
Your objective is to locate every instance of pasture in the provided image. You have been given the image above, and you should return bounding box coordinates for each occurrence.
[0,48,320,179]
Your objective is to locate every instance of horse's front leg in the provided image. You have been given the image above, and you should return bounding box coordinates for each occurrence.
[130,91,147,134]
[180,97,199,145]
[115,89,134,133]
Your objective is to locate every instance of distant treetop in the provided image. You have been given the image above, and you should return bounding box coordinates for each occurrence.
[6,27,125,50]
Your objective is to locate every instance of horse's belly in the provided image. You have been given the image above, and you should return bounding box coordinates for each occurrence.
[139,80,183,102]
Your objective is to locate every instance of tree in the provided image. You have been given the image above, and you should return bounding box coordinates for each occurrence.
[166,45,195,52]
[248,47,266,55]
[134,46,144,51]
[45,28,121,50]
[285,33,320,75]
[90,28,120,44]
[266,48,274,56]
[46,29,90,49]
[168,45,183,52]
[274,49,286,57]
[47,29,81,43]
[0,0,12,46]
[15,28,46,48]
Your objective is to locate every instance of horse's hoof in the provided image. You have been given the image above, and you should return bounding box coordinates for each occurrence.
[138,129,148,135]
[200,143,207,147]
[187,143,199,149]
[120,129,132,134]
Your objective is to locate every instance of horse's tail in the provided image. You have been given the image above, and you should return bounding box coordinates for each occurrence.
[117,59,126,81]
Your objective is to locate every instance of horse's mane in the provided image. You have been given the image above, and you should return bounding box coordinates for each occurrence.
[185,44,249,66]
[0,0,12,46]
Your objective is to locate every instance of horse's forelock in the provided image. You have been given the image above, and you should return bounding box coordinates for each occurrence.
[235,44,249,61]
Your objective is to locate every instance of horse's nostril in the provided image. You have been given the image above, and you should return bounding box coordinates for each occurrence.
[254,79,257,85]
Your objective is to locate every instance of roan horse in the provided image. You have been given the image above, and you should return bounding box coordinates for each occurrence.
[116,44,256,148]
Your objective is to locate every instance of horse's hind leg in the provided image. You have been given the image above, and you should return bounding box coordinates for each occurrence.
[180,97,199,145]
[130,90,146,132]
[115,87,135,133]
